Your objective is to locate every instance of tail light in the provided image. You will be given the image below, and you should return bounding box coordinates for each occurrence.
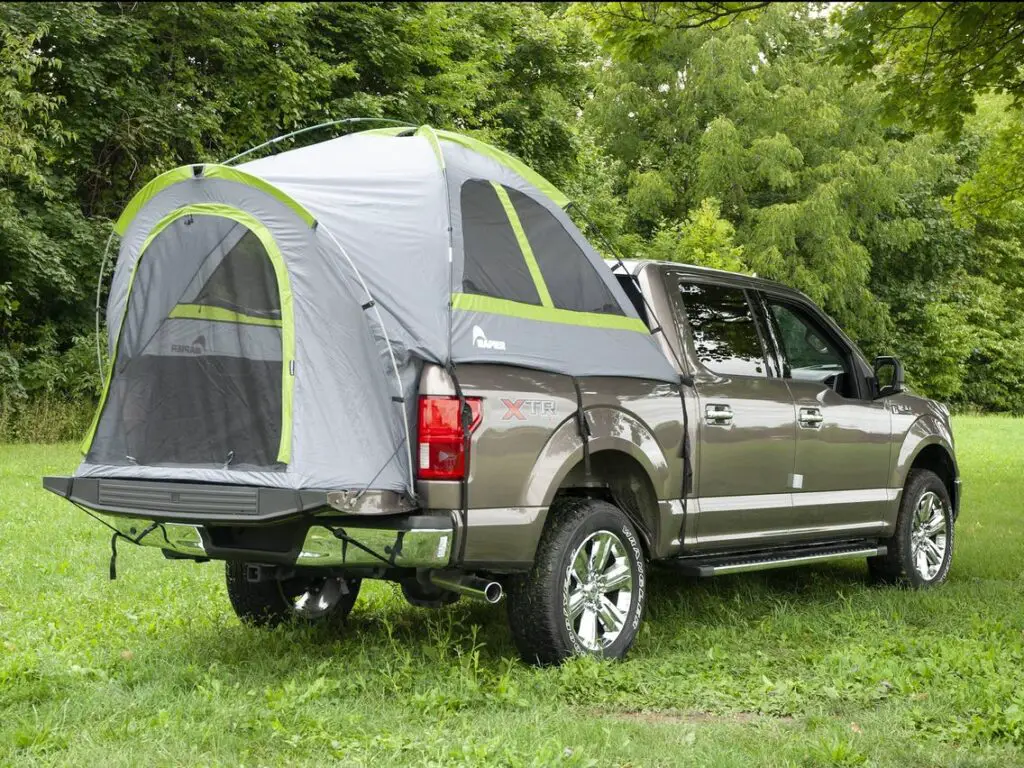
[417,395,482,480]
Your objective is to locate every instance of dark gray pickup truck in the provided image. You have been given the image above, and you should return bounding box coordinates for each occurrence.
[46,259,959,665]
[42,129,958,666]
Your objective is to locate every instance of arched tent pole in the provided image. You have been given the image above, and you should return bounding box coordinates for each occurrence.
[316,222,417,497]
[94,229,117,385]
[220,117,416,166]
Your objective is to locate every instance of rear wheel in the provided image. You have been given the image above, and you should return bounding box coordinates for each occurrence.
[506,498,647,666]
[869,469,954,587]
[225,562,361,627]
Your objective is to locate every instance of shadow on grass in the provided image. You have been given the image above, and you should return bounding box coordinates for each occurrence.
[140,561,879,675]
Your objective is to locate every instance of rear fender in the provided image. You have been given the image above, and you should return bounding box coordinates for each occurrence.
[526,407,671,508]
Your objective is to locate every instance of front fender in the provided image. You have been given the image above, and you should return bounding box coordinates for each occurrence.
[891,413,957,491]
[525,406,671,508]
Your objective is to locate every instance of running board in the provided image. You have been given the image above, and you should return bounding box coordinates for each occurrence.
[672,543,886,578]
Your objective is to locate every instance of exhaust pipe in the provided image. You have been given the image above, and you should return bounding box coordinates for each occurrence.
[428,570,503,604]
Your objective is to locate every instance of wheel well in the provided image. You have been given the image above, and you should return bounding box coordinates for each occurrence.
[552,450,659,556]
[910,444,957,514]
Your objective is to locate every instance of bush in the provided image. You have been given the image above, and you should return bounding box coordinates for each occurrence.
[0,393,93,443]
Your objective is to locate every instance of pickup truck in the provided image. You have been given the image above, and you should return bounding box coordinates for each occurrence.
[45,259,960,665]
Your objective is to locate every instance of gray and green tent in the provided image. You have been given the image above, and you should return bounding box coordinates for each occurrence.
[78,126,677,495]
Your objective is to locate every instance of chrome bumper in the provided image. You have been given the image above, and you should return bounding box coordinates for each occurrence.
[102,515,454,569]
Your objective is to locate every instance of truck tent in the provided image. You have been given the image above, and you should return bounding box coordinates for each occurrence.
[78,126,678,496]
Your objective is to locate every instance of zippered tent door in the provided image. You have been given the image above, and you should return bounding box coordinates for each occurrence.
[82,204,295,468]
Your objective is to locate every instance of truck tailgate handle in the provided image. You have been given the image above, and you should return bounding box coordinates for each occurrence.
[704,404,734,424]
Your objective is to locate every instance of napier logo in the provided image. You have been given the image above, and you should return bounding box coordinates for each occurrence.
[171,335,206,355]
[472,325,506,351]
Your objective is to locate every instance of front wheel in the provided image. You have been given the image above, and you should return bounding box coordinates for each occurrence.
[869,469,954,587]
[225,562,362,627]
[506,498,647,666]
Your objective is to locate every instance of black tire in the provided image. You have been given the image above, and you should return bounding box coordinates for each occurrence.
[868,469,954,588]
[225,562,361,627]
[506,497,647,666]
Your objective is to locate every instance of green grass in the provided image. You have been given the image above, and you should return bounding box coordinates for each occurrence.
[2,416,1023,766]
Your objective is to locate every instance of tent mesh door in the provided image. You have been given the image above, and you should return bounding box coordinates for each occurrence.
[88,216,285,470]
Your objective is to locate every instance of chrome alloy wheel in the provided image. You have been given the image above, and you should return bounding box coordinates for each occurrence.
[280,575,348,620]
[910,490,948,581]
[564,530,634,651]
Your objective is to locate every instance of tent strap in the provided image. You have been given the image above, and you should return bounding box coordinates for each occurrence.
[445,361,471,565]
[571,377,592,478]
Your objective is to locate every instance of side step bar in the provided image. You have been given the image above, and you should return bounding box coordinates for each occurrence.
[673,543,886,578]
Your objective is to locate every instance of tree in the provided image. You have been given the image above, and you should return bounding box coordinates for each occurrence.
[835,3,1024,224]
[644,198,747,272]
[834,3,1024,136]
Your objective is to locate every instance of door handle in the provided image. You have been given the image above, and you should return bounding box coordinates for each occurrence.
[799,407,824,428]
[705,404,734,424]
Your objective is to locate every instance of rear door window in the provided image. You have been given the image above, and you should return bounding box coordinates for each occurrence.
[677,282,769,378]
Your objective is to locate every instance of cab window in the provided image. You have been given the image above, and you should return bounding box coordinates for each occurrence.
[678,282,769,378]
[765,299,857,398]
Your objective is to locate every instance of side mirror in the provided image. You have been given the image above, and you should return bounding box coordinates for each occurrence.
[873,355,904,398]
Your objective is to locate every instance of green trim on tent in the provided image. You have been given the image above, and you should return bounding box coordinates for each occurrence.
[113,164,316,235]
[168,303,283,328]
[415,125,446,170]
[489,181,553,308]
[83,203,296,464]
[435,130,570,209]
[451,293,649,333]
[358,127,412,137]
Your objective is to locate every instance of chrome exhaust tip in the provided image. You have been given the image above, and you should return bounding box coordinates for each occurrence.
[428,570,503,603]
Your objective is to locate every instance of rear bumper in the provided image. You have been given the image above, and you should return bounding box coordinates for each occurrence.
[43,475,449,569]
[42,476,540,571]
[99,513,455,568]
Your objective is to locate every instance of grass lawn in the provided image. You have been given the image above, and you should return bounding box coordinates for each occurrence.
[2,415,1023,766]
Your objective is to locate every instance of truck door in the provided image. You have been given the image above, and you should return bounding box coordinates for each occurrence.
[672,279,799,549]
[757,292,893,533]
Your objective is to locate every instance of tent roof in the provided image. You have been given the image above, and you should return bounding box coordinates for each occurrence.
[113,127,569,237]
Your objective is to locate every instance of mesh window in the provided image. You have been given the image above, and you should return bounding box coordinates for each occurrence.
[507,188,624,315]
[193,230,281,318]
[461,180,541,305]
[88,215,284,470]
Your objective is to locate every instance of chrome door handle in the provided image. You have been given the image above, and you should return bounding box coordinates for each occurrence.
[705,404,734,424]
[799,407,824,428]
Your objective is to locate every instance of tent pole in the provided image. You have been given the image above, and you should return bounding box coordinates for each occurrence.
[317,223,418,496]
[220,117,416,166]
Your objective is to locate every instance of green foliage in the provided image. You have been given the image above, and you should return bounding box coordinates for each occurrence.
[644,198,747,272]
[835,3,1024,269]
[4,417,1024,763]
[834,3,1024,136]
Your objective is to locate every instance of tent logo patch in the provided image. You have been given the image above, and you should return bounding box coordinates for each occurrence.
[171,335,206,355]
[472,325,506,351]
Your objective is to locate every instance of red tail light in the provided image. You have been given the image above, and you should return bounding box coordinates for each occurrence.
[417,395,482,480]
